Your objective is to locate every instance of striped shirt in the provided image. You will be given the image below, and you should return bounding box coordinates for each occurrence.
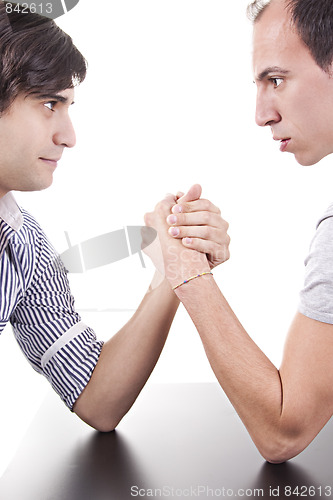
[0,192,103,410]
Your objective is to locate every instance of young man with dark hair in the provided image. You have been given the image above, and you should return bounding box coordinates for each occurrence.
[145,0,333,463]
[0,2,228,431]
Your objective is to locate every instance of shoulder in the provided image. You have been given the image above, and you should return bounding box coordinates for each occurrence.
[20,208,46,236]
[299,204,333,324]
[316,203,333,228]
[13,208,53,250]
[306,206,333,262]
[10,207,63,278]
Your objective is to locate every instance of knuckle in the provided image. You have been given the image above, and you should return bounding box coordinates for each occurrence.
[176,214,184,225]
[201,199,211,211]
[182,202,191,214]
[202,212,210,224]
[206,227,214,240]
[207,241,216,253]
[216,228,225,243]
[217,246,230,263]
[156,200,169,213]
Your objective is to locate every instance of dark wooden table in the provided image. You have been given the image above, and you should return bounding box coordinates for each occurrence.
[0,383,332,499]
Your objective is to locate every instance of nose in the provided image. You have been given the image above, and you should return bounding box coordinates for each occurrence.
[255,89,281,127]
[53,115,76,148]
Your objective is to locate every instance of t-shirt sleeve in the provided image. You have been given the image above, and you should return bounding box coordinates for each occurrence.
[299,206,333,324]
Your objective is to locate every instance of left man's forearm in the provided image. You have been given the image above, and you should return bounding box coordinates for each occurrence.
[73,273,179,431]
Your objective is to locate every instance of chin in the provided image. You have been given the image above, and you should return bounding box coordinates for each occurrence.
[294,153,325,167]
[18,177,54,193]
[295,145,333,166]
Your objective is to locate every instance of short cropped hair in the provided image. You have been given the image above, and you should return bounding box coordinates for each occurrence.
[247,0,333,72]
[0,1,87,114]
[247,0,272,23]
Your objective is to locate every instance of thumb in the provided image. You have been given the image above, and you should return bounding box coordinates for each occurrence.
[177,184,202,204]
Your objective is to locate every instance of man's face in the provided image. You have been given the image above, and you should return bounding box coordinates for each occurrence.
[0,88,76,198]
[253,0,333,166]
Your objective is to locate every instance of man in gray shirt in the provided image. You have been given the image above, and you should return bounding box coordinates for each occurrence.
[144,0,333,463]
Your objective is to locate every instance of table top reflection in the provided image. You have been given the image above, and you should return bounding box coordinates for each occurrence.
[0,383,332,500]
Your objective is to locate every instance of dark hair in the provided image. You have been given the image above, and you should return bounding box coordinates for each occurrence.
[0,1,87,114]
[247,0,333,72]
[287,0,333,72]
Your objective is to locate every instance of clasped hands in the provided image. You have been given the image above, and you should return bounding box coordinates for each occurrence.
[144,184,230,290]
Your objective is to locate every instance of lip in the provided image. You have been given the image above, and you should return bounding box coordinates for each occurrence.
[273,137,291,153]
[39,157,60,167]
[279,138,291,152]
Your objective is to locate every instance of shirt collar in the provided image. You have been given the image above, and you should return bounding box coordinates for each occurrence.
[0,192,23,232]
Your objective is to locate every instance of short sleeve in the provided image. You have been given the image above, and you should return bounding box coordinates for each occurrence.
[299,207,333,325]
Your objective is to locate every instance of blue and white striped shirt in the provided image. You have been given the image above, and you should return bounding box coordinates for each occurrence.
[0,192,103,410]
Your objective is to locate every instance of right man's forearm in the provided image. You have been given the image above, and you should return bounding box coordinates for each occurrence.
[174,275,291,461]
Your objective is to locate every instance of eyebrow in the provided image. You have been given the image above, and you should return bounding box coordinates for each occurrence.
[34,94,75,105]
[255,66,290,82]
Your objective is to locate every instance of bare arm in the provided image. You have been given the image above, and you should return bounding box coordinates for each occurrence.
[145,190,333,462]
[73,186,228,432]
[176,279,333,463]
[73,272,179,432]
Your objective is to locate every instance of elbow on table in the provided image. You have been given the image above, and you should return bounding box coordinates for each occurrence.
[80,412,123,433]
[93,421,118,434]
[261,449,295,465]
[257,432,307,464]
[74,402,124,433]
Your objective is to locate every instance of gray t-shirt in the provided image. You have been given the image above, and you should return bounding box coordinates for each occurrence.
[299,204,333,324]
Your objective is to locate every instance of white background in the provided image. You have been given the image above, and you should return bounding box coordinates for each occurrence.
[1,0,333,476]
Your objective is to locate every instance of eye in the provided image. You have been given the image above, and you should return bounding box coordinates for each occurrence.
[44,101,57,111]
[270,77,284,88]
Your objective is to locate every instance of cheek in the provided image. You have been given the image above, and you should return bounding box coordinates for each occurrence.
[14,110,46,141]
[288,94,324,139]
[6,118,31,147]
[15,126,44,156]
[300,77,333,133]
[302,100,332,141]
[0,132,24,163]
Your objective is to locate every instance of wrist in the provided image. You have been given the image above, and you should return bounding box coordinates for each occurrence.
[173,270,215,298]
[172,271,213,291]
[164,247,210,289]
